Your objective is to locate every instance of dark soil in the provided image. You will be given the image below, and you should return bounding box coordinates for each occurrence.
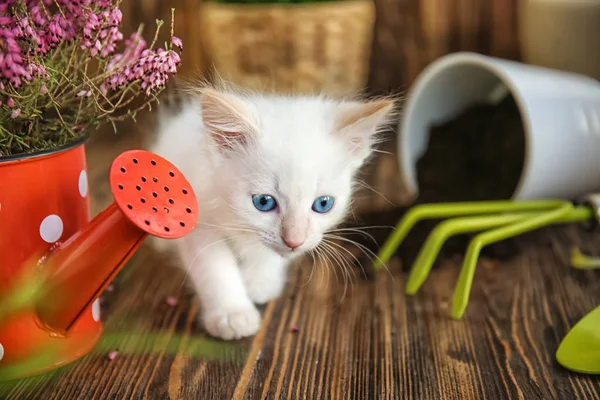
[416,94,525,203]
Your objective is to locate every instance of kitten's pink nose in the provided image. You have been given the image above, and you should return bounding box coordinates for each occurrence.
[282,237,305,250]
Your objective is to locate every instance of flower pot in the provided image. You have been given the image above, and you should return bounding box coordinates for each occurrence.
[0,138,102,380]
[398,52,600,202]
[199,0,376,97]
[519,0,600,80]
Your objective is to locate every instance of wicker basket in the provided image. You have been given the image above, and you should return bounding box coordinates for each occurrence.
[200,0,376,97]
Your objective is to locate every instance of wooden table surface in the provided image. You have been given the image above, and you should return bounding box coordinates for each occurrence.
[2,131,600,400]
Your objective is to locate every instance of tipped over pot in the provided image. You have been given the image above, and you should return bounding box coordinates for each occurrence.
[398,52,600,203]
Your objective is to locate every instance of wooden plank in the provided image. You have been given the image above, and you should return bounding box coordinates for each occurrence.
[367,0,521,93]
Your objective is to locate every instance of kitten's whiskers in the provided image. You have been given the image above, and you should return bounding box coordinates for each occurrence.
[322,238,362,281]
[355,178,396,208]
[324,233,393,280]
[300,250,317,287]
[320,241,348,294]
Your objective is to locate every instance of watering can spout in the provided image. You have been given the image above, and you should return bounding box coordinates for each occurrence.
[34,150,198,335]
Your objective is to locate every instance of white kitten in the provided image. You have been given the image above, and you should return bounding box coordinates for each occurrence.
[148,84,395,340]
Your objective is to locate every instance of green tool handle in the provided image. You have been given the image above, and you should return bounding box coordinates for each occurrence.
[451,203,590,319]
[375,200,569,270]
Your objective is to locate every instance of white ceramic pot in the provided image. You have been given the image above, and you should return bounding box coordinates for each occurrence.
[398,52,600,201]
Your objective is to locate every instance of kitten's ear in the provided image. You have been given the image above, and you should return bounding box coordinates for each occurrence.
[199,88,257,151]
[334,99,396,162]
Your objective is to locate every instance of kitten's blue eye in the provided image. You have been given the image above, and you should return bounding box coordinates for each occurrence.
[252,194,277,212]
[312,196,334,213]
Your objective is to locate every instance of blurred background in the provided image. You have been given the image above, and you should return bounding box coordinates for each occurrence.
[120,0,520,94]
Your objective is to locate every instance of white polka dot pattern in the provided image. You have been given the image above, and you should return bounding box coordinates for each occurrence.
[92,299,101,322]
[78,170,88,198]
[39,215,63,243]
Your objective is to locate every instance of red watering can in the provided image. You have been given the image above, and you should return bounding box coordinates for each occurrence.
[0,148,198,381]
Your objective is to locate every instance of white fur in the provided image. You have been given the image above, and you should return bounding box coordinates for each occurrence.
[147,86,394,340]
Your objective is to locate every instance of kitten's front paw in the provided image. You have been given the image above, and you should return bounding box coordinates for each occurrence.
[245,274,285,305]
[201,306,261,340]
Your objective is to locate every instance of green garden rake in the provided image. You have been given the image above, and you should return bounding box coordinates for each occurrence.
[373,195,600,319]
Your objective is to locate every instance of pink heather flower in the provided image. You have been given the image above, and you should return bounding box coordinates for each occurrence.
[171,36,182,51]
[107,351,119,361]
[106,32,146,71]
[79,5,124,59]
[165,296,178,307]
[0,0,182,108]
[28,5,47,27]
[106,43,182,95]
[11,108,21,119]
[0,28,26,87]
[110,9,123,25]
[0,1,84,87]
[27,63,47,79]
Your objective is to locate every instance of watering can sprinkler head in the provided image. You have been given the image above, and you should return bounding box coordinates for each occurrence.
[34,150,198,334]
